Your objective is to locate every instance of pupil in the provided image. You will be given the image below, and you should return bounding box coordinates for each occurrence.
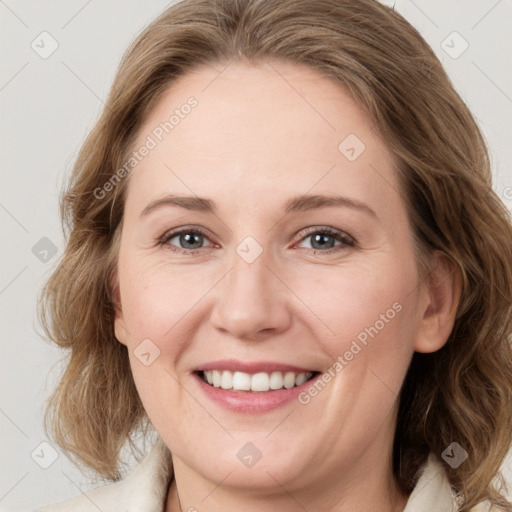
[312,233,334,249]
[182,233,202,249]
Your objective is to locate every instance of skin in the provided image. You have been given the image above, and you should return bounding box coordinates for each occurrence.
[113,59,461,512]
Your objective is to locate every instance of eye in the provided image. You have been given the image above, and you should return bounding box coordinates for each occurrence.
[159,227,214,254]
[294,227,356,254]
[158,226,356,255]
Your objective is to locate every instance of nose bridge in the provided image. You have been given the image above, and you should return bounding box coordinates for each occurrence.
[209,234,290,339]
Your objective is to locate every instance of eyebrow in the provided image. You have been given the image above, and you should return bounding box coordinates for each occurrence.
[140,193,377,218]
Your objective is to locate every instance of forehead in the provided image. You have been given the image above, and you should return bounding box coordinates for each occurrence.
[124,60,404,221]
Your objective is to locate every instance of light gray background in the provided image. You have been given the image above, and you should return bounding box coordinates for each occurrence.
[1,1,511,510]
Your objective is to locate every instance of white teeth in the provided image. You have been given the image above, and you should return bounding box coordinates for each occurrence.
[251,372,270,392]
[202,370,314,392]
[295,372,308,386]
[269,371,283,390]
[220,371,233,390]
[283,371,296,389]
[232,371,251,390]
[212,370,221,388]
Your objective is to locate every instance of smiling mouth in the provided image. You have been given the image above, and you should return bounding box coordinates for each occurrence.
[197,369,320,392]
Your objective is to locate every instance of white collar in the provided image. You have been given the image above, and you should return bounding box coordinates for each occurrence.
[403,452,457,511]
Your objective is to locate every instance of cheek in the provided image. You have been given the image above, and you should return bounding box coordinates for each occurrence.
[293,255,419,410]
[118,257,209,345]
[118,259,200,427]
[294,257,417,350]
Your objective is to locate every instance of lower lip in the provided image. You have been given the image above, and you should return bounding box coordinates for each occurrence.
[193,373,319,413]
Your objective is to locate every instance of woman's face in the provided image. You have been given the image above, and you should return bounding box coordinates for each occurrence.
[114,60,443,497]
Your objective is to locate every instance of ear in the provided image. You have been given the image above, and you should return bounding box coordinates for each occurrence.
[111,268,128,347]
[413,251,463,353]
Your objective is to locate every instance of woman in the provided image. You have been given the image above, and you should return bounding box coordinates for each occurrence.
[36,0,512,510]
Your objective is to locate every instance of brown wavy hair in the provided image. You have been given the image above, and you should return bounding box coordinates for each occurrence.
[38,0,512,509]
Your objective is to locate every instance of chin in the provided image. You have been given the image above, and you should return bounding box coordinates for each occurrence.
[170,433,313,490]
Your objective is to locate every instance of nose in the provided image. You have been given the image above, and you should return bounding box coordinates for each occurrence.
[209,244,292,342]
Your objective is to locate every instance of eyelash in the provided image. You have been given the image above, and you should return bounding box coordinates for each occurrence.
[157,225,356,255]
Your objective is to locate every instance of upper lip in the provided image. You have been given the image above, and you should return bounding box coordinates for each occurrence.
[194,359,318,374]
